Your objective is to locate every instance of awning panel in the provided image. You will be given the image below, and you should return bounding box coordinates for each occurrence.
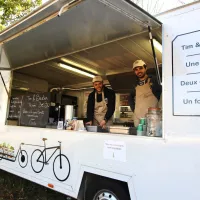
[1,0,161,69]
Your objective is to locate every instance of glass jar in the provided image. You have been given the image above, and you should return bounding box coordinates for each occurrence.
[146,107,162,137]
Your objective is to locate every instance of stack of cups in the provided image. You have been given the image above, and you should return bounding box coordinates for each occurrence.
[137,118,147,136]
[137,124,143,136]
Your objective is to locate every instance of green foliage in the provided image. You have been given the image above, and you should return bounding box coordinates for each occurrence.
[0,0,42,31]
[0,24,5,31]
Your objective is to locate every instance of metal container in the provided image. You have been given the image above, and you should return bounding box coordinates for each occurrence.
[64,105,74,121]
[146,107,162,137]
[86,126,109,133]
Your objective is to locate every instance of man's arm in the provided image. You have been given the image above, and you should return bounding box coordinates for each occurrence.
[86,93,94,122]
[150,77,162,101]
[128,89,136,112]
[104,90,116,121]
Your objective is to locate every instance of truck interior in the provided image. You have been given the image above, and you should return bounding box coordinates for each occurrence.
[0,0,162,129]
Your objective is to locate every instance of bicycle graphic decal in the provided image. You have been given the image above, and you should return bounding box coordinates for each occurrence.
[0,142,28,168]
[0,138,71,182]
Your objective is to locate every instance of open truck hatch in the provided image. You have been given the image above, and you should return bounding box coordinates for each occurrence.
[0,0,162,91]
[0,0,161,69]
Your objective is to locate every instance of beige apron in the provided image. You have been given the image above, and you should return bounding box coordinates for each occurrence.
[93,91,112,126]
[134,78,158,127]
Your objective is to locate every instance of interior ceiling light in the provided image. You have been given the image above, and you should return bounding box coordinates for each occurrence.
[14,87,29,91]
[61,58,98,74]
[152,38,162,53]
[59,63,95,78]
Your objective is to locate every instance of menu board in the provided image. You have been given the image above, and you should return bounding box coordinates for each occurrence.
[19,93,50,127]
[8,96,23,119]
[172,30,200,115]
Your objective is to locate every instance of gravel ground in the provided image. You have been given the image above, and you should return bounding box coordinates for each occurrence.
[0,169,75,200]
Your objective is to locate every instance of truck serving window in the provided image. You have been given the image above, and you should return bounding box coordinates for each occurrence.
[5,24,162,137]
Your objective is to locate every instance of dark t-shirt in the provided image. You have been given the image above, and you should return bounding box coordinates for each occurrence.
[87,86,116,121]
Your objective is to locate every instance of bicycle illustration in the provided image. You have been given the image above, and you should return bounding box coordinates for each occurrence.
[0,142,28,168]
[31,138,70,182]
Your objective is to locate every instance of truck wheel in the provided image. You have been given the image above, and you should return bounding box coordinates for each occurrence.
[85,179,130,200]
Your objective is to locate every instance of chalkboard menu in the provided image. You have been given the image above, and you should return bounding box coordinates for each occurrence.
[19,93,50,128]
[8,96,23,119]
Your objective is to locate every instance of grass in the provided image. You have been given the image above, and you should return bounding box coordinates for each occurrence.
[0,169,73,200]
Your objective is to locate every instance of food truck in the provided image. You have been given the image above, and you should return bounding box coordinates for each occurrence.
[0,0,200,199]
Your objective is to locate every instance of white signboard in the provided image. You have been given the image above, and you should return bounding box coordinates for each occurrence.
[103,140,126,162]
[173,30,200,115]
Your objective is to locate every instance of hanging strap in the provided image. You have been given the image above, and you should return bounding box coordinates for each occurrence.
[0,47,9,95]
[148,26,162,85]
[0,72,8,95]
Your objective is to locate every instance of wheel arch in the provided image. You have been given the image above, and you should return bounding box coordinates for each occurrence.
[76,166,134,200]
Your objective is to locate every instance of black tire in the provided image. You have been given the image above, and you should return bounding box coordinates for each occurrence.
[18,150,28,168]
[53,154,70,182]
[85,178,130,200]
[31,149,44,173]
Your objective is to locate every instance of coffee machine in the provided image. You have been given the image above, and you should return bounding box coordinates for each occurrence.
[49,92,78,123]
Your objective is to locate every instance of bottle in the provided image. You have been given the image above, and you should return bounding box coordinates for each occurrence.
[139,118,147,136]
[146,107,161,137]
[137,124,143,136]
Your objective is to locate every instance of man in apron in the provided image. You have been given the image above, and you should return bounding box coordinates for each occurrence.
[128,60,162,127]
[86,76,116,128]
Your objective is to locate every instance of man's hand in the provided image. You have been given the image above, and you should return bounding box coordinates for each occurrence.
[99,120,106,128]
[85,121,92,126]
